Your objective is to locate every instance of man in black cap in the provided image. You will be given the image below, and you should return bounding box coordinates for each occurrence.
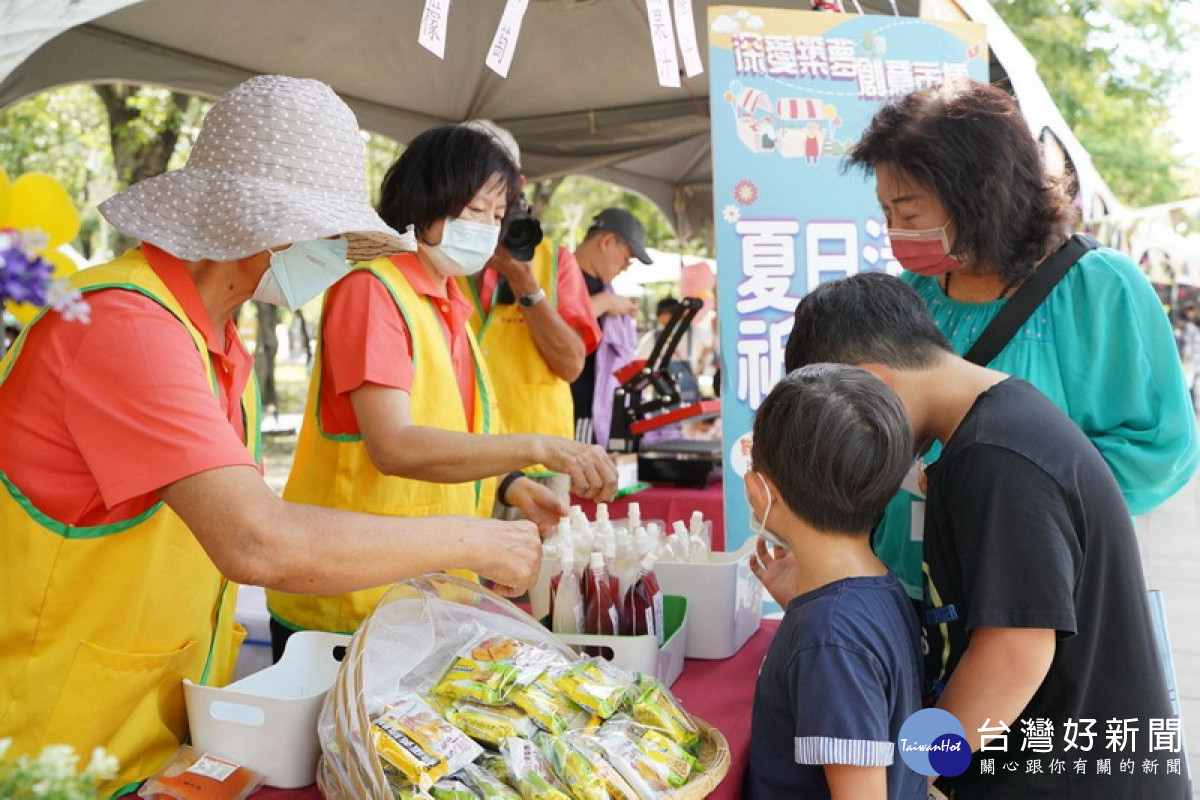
[570,207,653,444]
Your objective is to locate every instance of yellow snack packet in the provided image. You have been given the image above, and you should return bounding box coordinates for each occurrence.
[432,657,520,705]
[460,762,522,800]
[536,733,608,800]
[555,660,631,719]
[639,729,698,788]
[499,737,572,800]
[446,700,537,748]
[631,679,701,751]
[510,671,589,734]
[562,731,640,800]
[371,697,482,790]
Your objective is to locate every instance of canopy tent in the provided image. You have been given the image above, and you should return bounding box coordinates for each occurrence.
[0,0,1121,242]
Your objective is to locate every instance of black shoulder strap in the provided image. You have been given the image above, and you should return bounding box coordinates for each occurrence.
[963,233,1099,366]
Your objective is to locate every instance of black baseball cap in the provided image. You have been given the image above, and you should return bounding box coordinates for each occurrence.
[589,208,653,264]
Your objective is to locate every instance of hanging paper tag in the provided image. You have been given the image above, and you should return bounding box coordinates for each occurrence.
[419,0,452,59]
[486,0,530,77]
[644,0,681,87]
[672,0,704,77]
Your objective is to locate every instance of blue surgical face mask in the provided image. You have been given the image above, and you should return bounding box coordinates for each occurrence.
[746,471,790,551]
[429,217,500,277]
[254,237,349,310]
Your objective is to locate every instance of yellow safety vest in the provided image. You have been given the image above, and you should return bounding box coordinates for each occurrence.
[461,240,575,474]
[268,256,497,634]
[0,249,260,798]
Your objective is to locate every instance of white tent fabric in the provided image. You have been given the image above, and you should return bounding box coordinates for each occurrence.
[0,0,1119,237]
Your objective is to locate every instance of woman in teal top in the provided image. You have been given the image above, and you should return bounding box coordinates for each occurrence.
[847,80,1199,598]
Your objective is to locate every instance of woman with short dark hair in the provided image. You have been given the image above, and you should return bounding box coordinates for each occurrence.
[845,79,1198,601]
[269,125,616,651]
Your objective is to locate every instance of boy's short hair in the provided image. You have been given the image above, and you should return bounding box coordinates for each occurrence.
[752,363,912,534]
[785,272,952,372]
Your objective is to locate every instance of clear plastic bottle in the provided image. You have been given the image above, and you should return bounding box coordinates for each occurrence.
[552,555,584,634]
[622,554,664,644]
[627,502,642,533]
[584,551,619,638]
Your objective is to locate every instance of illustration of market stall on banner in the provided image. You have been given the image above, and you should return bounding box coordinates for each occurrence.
[709,6,987,551]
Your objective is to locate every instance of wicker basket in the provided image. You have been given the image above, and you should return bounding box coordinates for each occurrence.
[317,574,731,799]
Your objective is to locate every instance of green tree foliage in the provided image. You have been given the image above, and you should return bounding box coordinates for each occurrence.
[532,175,708,255]
[992,0,1194,206]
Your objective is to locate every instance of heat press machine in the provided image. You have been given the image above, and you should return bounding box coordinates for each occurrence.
[607,296,722,487]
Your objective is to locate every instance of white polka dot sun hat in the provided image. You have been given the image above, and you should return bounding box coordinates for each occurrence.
[99,74,415,263]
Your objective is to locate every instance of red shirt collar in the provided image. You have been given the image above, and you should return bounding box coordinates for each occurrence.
[140,243,243,360]
[390,253,472,313]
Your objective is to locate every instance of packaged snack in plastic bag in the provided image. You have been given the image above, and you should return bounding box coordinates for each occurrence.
[460,763,522,800]
[137,746,265,800]
[429,777,479,800]
[563,732,639,800]
[499,737,572,800]
[509,668,590,734]
[630,674,701,751]
[432,635,563,707]
[432,657,521,705]
[535,733,607,800]
[316,575,726,799]
[372,697,483,789]
[476,754,518,790]
[555,659,633,719]
[584,716,698,797]
[445,700,537,748]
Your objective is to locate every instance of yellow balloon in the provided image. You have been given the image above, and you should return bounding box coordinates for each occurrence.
[823,104,838,120]
[0,168,10,225]
[4,173,81,248]
[5,248,79,325]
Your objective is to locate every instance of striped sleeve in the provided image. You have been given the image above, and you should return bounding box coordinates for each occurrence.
[795,736,894,767]
[790,643,893,766]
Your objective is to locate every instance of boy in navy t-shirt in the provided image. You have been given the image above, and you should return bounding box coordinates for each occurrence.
[744,364,925,799]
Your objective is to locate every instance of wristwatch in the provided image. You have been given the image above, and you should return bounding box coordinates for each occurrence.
[518,287,547,308]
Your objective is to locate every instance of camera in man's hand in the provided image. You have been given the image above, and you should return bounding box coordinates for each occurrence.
[502,199,544,261]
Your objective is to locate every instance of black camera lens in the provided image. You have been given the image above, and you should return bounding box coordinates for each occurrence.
[502,203,544,261]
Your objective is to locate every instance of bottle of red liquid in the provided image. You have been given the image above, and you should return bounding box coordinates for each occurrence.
[584,552,618,651]
[622,554,664,644]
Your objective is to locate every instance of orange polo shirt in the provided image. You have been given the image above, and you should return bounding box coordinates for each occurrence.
[318,253,477,435]
[0,244,258,527]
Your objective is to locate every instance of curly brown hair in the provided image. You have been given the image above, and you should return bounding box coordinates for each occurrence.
[847,80,1072,284]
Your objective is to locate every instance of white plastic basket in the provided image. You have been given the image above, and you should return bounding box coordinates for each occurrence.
[183,630,350,788]
[655,538,763,659]
[544,595,689,686]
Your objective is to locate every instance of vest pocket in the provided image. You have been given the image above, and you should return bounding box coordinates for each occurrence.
[44,638,199,787]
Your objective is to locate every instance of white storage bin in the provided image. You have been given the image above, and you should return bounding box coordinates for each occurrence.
[655,538,763,659]
[184,630,350,788]
[543,596,688,686]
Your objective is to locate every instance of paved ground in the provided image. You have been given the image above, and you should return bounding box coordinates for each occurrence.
[1138,470,1200,794]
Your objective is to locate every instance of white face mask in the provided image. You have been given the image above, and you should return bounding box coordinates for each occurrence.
[428,217,500,276]
[746,472,790,551]
[253,238,349,311]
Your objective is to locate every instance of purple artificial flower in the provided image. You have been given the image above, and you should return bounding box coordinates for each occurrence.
[0,227,55,308]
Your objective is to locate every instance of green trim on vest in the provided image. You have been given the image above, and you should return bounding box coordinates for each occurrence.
[0,472,163,539]
[312,265,420,443]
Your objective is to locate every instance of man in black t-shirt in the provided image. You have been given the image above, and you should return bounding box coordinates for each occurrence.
[777,273,1188,799]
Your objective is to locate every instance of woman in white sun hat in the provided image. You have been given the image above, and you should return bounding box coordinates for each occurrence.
[0,75,541,795]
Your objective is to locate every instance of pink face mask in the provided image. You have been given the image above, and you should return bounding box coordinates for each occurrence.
[887,221,964,276]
